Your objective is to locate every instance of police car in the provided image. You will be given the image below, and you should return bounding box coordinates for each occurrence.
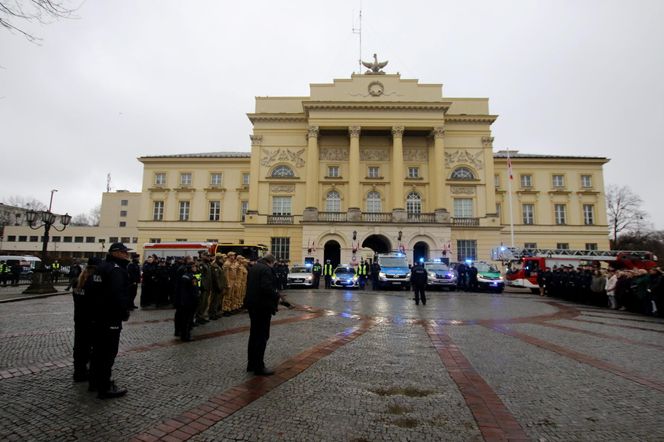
[286,265,314,288]
[331,265,359,288]
[423,260,457,290]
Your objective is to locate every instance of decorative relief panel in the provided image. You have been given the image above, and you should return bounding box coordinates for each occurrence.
[360,148,389,161]
[320,147,349,161]
[404,148,428,161]
[444,150,484,170]
[270,184,295,193]
[450,186,476,195]
[261,148,305,168]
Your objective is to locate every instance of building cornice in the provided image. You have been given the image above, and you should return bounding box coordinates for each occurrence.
[445,115,498,124]
[247,113,308,123]
[302,101,452,113]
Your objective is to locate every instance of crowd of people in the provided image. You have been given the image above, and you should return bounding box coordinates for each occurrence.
[536,265,664,316]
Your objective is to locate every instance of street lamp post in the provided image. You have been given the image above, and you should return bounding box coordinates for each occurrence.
[23,193,71,294]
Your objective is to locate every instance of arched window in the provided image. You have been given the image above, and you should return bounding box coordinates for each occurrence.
[450,167,475,180]
[366,191,381,213]
[406,192,421,214]
[325,190,341,212]
[271,165,295,178]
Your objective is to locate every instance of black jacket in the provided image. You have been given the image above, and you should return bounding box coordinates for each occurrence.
[410,264,428,286]
[244,259,278,312]
[92,255,131,326]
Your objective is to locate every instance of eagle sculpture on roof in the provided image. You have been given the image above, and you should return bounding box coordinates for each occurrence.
[362,53,388,74]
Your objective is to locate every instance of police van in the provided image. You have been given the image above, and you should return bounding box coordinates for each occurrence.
[375,252,410,290]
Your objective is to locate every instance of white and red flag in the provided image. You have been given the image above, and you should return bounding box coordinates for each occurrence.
[507,150,513,180]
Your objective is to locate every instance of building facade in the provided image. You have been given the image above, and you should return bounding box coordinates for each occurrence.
[136,73,610,265]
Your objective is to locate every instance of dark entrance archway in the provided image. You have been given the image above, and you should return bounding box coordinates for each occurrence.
[323,240,341,267]
[413,241,429,264]
[362,235,391,255]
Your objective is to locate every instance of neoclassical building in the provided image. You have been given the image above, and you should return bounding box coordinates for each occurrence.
[136,71,610,265]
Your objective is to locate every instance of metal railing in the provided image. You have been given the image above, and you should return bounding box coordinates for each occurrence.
[267,215,294,225]
[451,217,480,227]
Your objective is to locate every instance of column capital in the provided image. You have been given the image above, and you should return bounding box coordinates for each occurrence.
[348,126,361,138]
[482,136,494,147]
[432,126,446,139]
[307,126,319,140]
[250,134,263,146]
[391,126,404,138]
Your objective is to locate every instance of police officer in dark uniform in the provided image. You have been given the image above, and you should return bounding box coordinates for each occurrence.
[89,242,132,399]
[72,257,101,382]
[371,260,381,291]
[410,261,428,305]
[312,259,322,288]
[127,255,141,309]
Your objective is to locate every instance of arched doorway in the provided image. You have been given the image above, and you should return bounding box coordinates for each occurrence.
[323,240,341,267]
[362,235,391,256]
[413,241,429,264]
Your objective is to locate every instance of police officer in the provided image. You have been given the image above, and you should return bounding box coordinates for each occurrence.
[127,255,141,309]
[312,259,322,288]
[89,242,132,399]
[51,259,61,283]
[410,261,428,305]
[323,260,334,289]
[0,260,8,287]
[175,261,200,341]
[371,260,381,291]
[357,260,368,290]
[72,257,100,382]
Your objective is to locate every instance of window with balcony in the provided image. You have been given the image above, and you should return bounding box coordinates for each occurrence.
[406,192,421,214]
[450,167,475,180]
[325,191,341,212]
[272,196,292,215]
[153,201,164,221]
[520,174,532,188]
[366,191,381,213]
[367,166,380,178]
[210,173,223,186]
[407,167,420,179]
[552,174,565,188]
[271,165,295,178]
[180,173,192,187]
[554,204,567,225]
[453,198,473,218]
[583,204,595,225]
[522,204,535,225]
[209,201,221,221]
[179,201,190,221]
[327,166,340,178]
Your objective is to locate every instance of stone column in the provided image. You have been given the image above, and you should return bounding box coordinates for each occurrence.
[391,126,405,209]
[348,126,361,208]
[305,126,320,208]
[430,126,446,210]
[248,134,262,214]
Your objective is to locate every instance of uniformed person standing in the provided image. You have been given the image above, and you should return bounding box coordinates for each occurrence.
[323,260,333,289]
[410,262,428,305]
[174,261,200,341]
[237,257,249,308]
[312,259,322,288]
[357,260,368,290]
[51,259,61,283]
[209,253,227,320]
[0,261,8,287]
[89,242,132,399]
[222,252,234,314]
[72,257,100,382]
[195,253,212,324]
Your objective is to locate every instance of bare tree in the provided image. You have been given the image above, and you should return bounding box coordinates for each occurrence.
[606,185,649,247]
[3,195,47,211]
[0,0,78,42]
[88,204,100,226]
[70,213,90,226]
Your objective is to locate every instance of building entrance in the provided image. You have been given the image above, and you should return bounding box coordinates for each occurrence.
[362,235,391,255]
[413,241,429,264]
[323,240,341,267]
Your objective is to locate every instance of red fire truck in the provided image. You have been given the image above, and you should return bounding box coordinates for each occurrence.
[491,246,658,292]
[143,242,268,261]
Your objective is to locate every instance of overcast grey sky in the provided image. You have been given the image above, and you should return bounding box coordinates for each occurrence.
[1,0,663,228]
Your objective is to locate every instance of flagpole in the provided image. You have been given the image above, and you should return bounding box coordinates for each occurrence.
[507,150,515,248]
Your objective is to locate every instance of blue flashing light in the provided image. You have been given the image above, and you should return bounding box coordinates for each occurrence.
[304,263,312,268]
[465,259,473,265]
[419,257,424,263]
[500,246,506,251]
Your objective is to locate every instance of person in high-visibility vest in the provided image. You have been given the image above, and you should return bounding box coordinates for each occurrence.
[0,261,8,287]
[311,259,322,288]
[356,260,368,290]
[323,260,334,289]
[51,260,61,283]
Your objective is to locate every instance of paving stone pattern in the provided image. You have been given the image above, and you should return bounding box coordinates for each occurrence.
[1,289,663,441]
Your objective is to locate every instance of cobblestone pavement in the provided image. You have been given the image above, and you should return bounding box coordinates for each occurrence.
[1,288,663,441]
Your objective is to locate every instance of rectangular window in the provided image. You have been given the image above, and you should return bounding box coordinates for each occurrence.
[456,240,477,262]
[86,236,95,243]
[63,236,72,243]
[552,174,565,188]
[18,235,27,242]
[52,236,61,242]
[154,172,166,186]
[210,172,223,186]
[496,203,501,219]
[271,237,290,261]
[554,204,567,225]
[73,236,83,243]
[581,175,592,188]
[494,174,501,188]
[522,204,535,225]
[153,201,164,221]
[176,238,187,242]
[520,174,532,188]
[7,235,16,241]
[119,221,127,227]
[368,166,380,178]
[556,243,570,250]
[132,237,138,243]
[241,201,248,222]
[408,167,419,179]
[524,242,537,249]
[272,196,292,215]
[327,166,340,178]
[453,198,473,218]
[121,237,130,243]
[179,201,190,221]
[209,201,221,221]
[30,235,38,242]
[585,243,598,250]
[109,237,118,243]
[180,172,192,186]
[583,204,595,225]
[120,210,127,217]
[242,173,250,186]
[121,199,128,206]
[149,238,161,243]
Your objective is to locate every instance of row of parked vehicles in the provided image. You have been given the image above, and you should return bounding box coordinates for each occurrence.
[286,253,504,293]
